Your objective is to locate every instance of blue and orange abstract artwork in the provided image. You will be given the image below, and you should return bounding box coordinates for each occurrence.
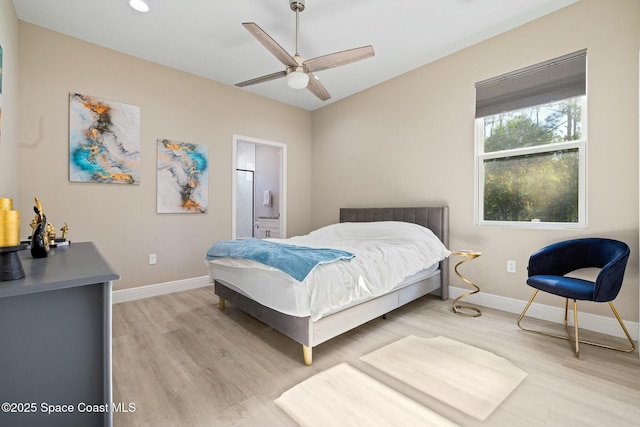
[69,93,140,184]
[157,139,209,214]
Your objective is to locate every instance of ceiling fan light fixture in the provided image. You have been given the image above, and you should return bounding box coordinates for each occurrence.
[286,69,309,89]
[128,0,149,12]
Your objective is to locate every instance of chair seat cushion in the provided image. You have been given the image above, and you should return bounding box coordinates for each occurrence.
[527,275,595,300]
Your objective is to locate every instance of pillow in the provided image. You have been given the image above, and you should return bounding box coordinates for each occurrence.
[307,220,439,242]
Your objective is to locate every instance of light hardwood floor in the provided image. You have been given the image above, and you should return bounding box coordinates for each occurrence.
[112,286,640,426]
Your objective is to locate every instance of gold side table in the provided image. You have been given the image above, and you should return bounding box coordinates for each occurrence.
[452,250,482,317]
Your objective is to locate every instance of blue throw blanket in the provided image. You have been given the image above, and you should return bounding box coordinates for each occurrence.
[206,238,355,282]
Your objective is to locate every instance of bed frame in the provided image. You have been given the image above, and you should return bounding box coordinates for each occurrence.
[214,206,449,365]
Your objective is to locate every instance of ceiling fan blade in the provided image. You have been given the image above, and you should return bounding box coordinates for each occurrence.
[304,45,375,73]
[306,73,331,101]
[235,71,287,88]
[242,22,298,67]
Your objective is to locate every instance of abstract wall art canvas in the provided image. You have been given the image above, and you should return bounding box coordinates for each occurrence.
[69,93,140,184]
[157,139,209,214]
[0,44,3,145]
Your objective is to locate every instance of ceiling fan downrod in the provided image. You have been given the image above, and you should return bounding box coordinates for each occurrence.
[290,0,305,56]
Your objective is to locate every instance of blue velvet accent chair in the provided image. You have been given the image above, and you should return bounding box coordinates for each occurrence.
[517,238,636,357]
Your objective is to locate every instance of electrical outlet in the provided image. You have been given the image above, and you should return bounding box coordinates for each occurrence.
[507,260,516,273]
[149,253,157,265]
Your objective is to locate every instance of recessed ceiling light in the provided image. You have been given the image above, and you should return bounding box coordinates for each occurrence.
[128,0,149,13]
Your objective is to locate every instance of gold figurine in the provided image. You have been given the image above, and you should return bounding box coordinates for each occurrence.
[46,222,56,241]
[60,222,69,240]
[34,197,44,222]
[29,198,70,254]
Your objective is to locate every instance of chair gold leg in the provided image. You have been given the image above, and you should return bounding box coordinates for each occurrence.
[518,292,636,355]
[608,302,636,353]
[561,298,580,357]
[518,290,570,342]
[218,297,225,310]
[575,302,636,353]
[573,300,579,357]
[517,289,539,328]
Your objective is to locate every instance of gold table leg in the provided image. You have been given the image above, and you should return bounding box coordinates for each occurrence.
[451,252,482,317]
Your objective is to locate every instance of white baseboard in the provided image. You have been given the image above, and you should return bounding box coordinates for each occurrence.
[112,279,638,341]
[450,286,639,341]
[112,276,211,304]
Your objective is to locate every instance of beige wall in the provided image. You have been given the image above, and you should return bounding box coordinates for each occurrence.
[17,23,312,290]
[311,0,640,320]
[0,0,19,201]
[7,0,640,322]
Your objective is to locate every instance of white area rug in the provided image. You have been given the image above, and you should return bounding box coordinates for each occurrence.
[275,362,458,427]
[360,335,528,421]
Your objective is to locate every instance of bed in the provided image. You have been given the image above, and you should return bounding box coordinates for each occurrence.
[207,206,450,365]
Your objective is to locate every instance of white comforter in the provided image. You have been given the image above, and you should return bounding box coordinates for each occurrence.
[210,221,451,321]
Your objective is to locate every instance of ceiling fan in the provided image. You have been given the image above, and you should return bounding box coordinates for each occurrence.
[235,0,375,101]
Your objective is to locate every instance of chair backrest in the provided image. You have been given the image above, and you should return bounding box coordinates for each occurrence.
[528,238,630,302]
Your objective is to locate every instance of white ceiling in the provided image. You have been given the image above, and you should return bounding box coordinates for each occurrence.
[12,0,579,111]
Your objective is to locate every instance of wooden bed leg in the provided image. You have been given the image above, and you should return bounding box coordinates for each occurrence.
[302,345,312,366]
[218,297,225,310]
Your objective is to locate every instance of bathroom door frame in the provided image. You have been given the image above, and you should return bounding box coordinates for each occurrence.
[232,134,287,240]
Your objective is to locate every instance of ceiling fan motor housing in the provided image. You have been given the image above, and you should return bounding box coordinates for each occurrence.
[290,0,305,12]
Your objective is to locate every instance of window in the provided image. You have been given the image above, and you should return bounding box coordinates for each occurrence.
[475,50,587,228]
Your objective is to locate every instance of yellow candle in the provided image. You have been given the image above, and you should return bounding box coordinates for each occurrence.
[0,210,20,247]
[0,198,13,211]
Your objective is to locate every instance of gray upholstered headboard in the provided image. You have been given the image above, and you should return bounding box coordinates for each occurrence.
[339,206,450,298]
[339,206,449,247]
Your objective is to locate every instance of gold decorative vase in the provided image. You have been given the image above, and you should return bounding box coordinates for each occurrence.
[0,197,26,281]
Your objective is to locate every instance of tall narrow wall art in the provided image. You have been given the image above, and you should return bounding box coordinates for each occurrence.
[0,44,3,145]
[69,93,140,184]
[157,139,208,214]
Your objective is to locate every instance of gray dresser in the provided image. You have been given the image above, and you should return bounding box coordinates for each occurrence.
[0,242,119,427]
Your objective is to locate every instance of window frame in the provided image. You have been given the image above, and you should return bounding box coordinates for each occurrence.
[474,97,588,229]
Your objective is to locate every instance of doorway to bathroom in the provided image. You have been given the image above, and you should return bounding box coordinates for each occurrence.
[232,135,286,240]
